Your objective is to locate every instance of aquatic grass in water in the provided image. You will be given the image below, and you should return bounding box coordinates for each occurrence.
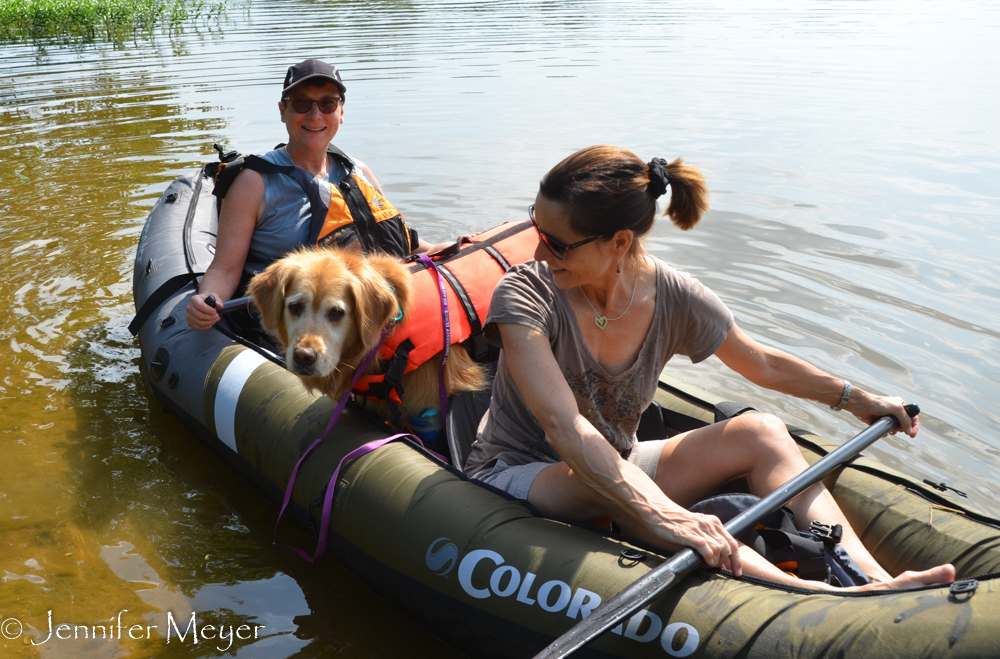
[0,0,245,44]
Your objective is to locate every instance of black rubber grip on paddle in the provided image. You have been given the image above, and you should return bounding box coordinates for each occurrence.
[204,295,251,315]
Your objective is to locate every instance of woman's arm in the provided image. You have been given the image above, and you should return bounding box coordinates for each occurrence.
[185,169,264,330]
[499,322,742,573]
[713,324,918,436]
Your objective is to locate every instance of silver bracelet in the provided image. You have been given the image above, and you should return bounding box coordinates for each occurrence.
[830,380,852,412]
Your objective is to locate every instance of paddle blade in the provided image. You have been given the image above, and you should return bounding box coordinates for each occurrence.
[533,566,684,659]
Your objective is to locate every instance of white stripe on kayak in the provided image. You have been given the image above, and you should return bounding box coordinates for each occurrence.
[215,349,268,453]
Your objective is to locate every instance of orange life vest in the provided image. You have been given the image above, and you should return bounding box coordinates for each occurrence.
[210,143,415,257]
[353,220,537,407]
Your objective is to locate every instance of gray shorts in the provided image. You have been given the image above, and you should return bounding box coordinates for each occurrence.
[472,439,668,501]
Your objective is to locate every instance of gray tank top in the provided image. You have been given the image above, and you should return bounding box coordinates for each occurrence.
[244,147,350,274]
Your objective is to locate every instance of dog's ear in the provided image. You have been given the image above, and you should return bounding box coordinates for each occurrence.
[350,254,412,353]
[372,254,414,324]
[248,260,296,337]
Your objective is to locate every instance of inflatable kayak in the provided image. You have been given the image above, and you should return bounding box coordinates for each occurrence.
[132,164,1000,658]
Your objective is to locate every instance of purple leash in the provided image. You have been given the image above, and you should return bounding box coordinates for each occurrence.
[274,261,454,561]
[273,325,391,561]
[298,431,431,562]
[417,253,450,419]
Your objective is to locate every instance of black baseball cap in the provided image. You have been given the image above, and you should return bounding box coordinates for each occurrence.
[282,59,347,96]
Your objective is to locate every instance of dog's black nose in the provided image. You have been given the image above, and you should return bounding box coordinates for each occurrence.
[293,347,317,366]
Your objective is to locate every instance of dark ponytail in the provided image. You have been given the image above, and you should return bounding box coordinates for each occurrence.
[663,157,709,230]
[539,146,709,259]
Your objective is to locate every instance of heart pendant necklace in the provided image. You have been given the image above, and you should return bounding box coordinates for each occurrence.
[580,267,639,330]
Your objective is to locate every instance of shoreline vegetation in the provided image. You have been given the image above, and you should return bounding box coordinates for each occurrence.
[0,0,248,45]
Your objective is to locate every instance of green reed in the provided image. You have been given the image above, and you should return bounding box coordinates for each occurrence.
[0,0,244,44]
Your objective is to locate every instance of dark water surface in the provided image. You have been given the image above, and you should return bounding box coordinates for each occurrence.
[2,0,998,656]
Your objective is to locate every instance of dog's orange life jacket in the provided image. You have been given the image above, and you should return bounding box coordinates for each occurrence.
[353,220,537,407]
[209,143,416,258]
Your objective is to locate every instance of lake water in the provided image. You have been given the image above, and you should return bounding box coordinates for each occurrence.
[1,0,998,656]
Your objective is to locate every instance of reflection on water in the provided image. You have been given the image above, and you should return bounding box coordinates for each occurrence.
[1,0,999,656]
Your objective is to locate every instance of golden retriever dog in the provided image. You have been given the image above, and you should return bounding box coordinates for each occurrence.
[248,247,487,423]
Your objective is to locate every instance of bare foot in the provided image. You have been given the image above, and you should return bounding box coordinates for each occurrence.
[848,564,956,592]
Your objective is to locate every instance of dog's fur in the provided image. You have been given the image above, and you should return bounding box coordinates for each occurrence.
[248,247,487,422]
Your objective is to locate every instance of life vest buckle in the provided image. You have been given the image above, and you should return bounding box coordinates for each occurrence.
[465,332,491,363]
[808,520,843,545]
[213,143,241,163]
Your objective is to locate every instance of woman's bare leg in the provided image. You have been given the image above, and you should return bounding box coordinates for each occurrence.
[649,413,953,585]
[527,413,954,589]
[736,546,954,591]
[528,459,954,590]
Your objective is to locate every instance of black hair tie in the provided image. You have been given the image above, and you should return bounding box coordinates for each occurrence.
[647,157,671,199]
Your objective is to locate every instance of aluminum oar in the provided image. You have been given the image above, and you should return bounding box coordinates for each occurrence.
[533,403,919,659]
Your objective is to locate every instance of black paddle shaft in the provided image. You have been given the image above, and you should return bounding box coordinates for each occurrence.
[534,404,919,659]
[204,295,252,315]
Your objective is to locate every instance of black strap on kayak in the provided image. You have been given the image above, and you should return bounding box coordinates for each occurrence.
[714,400,757,423]
[130,166,209,336]
[207,143,247,199]
[128,272,201,336]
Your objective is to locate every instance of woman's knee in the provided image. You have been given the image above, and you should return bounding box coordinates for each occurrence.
[730,413,799,458]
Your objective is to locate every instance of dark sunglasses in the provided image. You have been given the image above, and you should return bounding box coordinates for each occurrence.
[284,97,342,114]
[528,204,603,259]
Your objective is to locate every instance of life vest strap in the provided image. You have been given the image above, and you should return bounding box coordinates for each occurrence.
[209,144,379,257]
[434,263,488,362]
[404,220,531,273]
[356,338,414,411]
[483,244,511,271]
[330,175,378,253]
[352,220,535,404]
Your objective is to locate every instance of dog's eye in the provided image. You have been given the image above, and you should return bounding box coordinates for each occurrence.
[327,307,345,322]
[287,302,304,317]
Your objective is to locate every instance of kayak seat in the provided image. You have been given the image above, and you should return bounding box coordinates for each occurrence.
[638,398,756,440]
[444,364,495,469]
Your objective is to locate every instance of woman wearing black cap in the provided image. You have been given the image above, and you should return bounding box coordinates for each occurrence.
[463,145,955,591]
[187,59,430,330]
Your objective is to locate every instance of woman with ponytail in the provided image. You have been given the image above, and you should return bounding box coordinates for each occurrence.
[463,145,954,591]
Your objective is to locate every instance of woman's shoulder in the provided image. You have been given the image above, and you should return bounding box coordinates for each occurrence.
[649,256,706,292]
[490,260,558,314]
[505,259,547,278]
[499,260,554,292]
[257,147,293,166]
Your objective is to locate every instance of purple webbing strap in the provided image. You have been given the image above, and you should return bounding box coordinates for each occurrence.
[417,254,450,419]
[305,432,447,562]
[273,325,391,556]
[286,432,448,563]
